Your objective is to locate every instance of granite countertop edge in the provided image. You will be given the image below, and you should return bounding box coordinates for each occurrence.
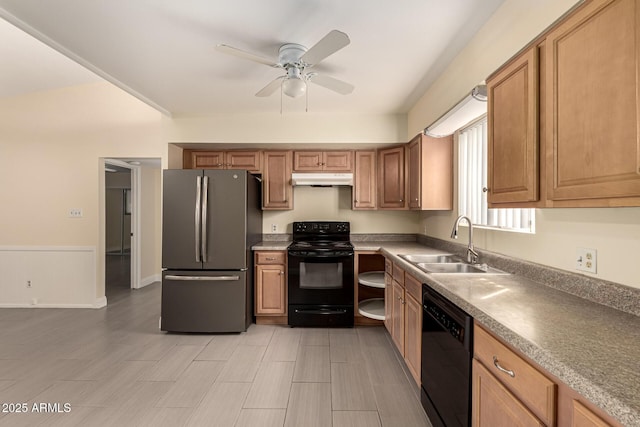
[252,239,639,425]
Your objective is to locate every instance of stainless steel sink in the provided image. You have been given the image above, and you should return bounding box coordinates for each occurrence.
[415,262,508,275]
[399,254,461,263]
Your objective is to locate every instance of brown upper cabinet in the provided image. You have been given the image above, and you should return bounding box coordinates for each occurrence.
[184,150,262,173]
[407,133,453,210]
[262,151,293,210]
[544,0,640,206]
[293,150,353,172]
[487,45,540,206]
[487,0,640,207]
[377,146,407,209]
[353,151,377,209]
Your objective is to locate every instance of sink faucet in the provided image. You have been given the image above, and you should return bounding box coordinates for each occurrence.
[450,215,479,264]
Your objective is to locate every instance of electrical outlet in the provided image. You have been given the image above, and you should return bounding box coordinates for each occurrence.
[576,247,597,274]
[69,208,83,218]
[271,224,277,232]
[27,280,32,288]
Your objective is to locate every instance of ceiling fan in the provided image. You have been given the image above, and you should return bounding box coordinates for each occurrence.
[217,30,354,99]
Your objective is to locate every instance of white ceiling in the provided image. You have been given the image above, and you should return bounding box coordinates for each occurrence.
[0,0,505,116]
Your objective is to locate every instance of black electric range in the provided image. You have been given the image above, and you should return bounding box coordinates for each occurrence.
[287,221,354,327]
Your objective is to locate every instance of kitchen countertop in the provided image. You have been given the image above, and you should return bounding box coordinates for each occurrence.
[253,239,640,425]
[377,242,639,427]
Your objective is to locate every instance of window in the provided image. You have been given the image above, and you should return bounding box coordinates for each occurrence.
[457,116,535,233]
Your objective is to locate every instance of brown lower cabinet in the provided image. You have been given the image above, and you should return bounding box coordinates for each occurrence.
[385,258,422,385]
[473,323,621,427]
[473,359,545,427]
[254,251,287,324]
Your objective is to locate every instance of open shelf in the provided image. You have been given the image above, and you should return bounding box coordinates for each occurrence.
[358,271,385,288]
[358,298,385,320]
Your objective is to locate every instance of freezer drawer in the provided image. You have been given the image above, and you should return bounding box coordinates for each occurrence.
[161,270,250,333]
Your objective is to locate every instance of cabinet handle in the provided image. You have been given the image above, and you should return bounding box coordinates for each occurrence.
[483,187,490,193]
[399,199,403,202]
[279,271,285,275]
[265,257,276,261]
[493,356,515,378]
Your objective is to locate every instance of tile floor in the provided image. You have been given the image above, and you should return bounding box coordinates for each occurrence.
[0,282,431,426]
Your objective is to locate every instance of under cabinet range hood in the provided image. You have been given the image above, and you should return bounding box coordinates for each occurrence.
[291,172,354,186]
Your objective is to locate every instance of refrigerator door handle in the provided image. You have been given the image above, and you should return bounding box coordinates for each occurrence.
[195,175,202,262]
[165,275,240,281]
[201,175,209,263]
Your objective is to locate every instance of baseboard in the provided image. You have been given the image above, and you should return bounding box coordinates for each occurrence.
[94,296,107,308]
[0,301,104,309]
[139,274,161,289]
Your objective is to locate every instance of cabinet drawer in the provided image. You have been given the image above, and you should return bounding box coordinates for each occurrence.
[474,325,556,426]
[404,273,421,302]
[392,263,405,285]
[256,251,286,265]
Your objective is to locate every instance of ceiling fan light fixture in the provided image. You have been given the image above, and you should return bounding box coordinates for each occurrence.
[282,76,307,98]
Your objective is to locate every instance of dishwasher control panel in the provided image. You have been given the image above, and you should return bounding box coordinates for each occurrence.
[424,300,465,342]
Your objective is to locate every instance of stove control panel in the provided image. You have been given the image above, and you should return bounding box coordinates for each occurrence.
[293,221,350,234]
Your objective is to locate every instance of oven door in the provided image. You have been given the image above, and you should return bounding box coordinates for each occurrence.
[287,250,354,327]
[288,251,354,305]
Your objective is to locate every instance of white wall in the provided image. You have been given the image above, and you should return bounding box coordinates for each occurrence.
[409,0,640,289]
[164,112,408,144]
[0,82,165,306]
[139,165,161,286]
[264,186,419,234]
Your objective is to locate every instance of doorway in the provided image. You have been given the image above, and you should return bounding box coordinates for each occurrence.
[105,160,134,300]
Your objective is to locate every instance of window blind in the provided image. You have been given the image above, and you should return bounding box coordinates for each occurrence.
[457,117,535,233]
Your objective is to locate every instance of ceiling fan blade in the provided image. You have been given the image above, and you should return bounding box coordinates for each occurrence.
[301,30,350,65]
[309,74,354,95]
[255,76,285,97]
[216,44,278,67]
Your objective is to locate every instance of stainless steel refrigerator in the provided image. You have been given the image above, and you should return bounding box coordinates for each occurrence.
[161,169,262,333]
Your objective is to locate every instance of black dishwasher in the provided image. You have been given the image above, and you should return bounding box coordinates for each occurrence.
[421,285,473,427]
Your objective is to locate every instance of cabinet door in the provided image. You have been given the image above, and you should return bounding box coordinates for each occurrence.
[487,46,539,204]
[391,280,405,354]
[473,359,545,427]
[353,151,377,209]
[407,134,453,210]
[571,400,612,427]
[293,151,323,171]
[189,151,225,169]
[226,151,262,172]
[378,146,407,209]
[404,293,422,385]
[263,151,293,210]
[407,137,422,209]
[384,272,392,333]
[546,0,640,203]
[323,151,353,172]
[255,264,286,315]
